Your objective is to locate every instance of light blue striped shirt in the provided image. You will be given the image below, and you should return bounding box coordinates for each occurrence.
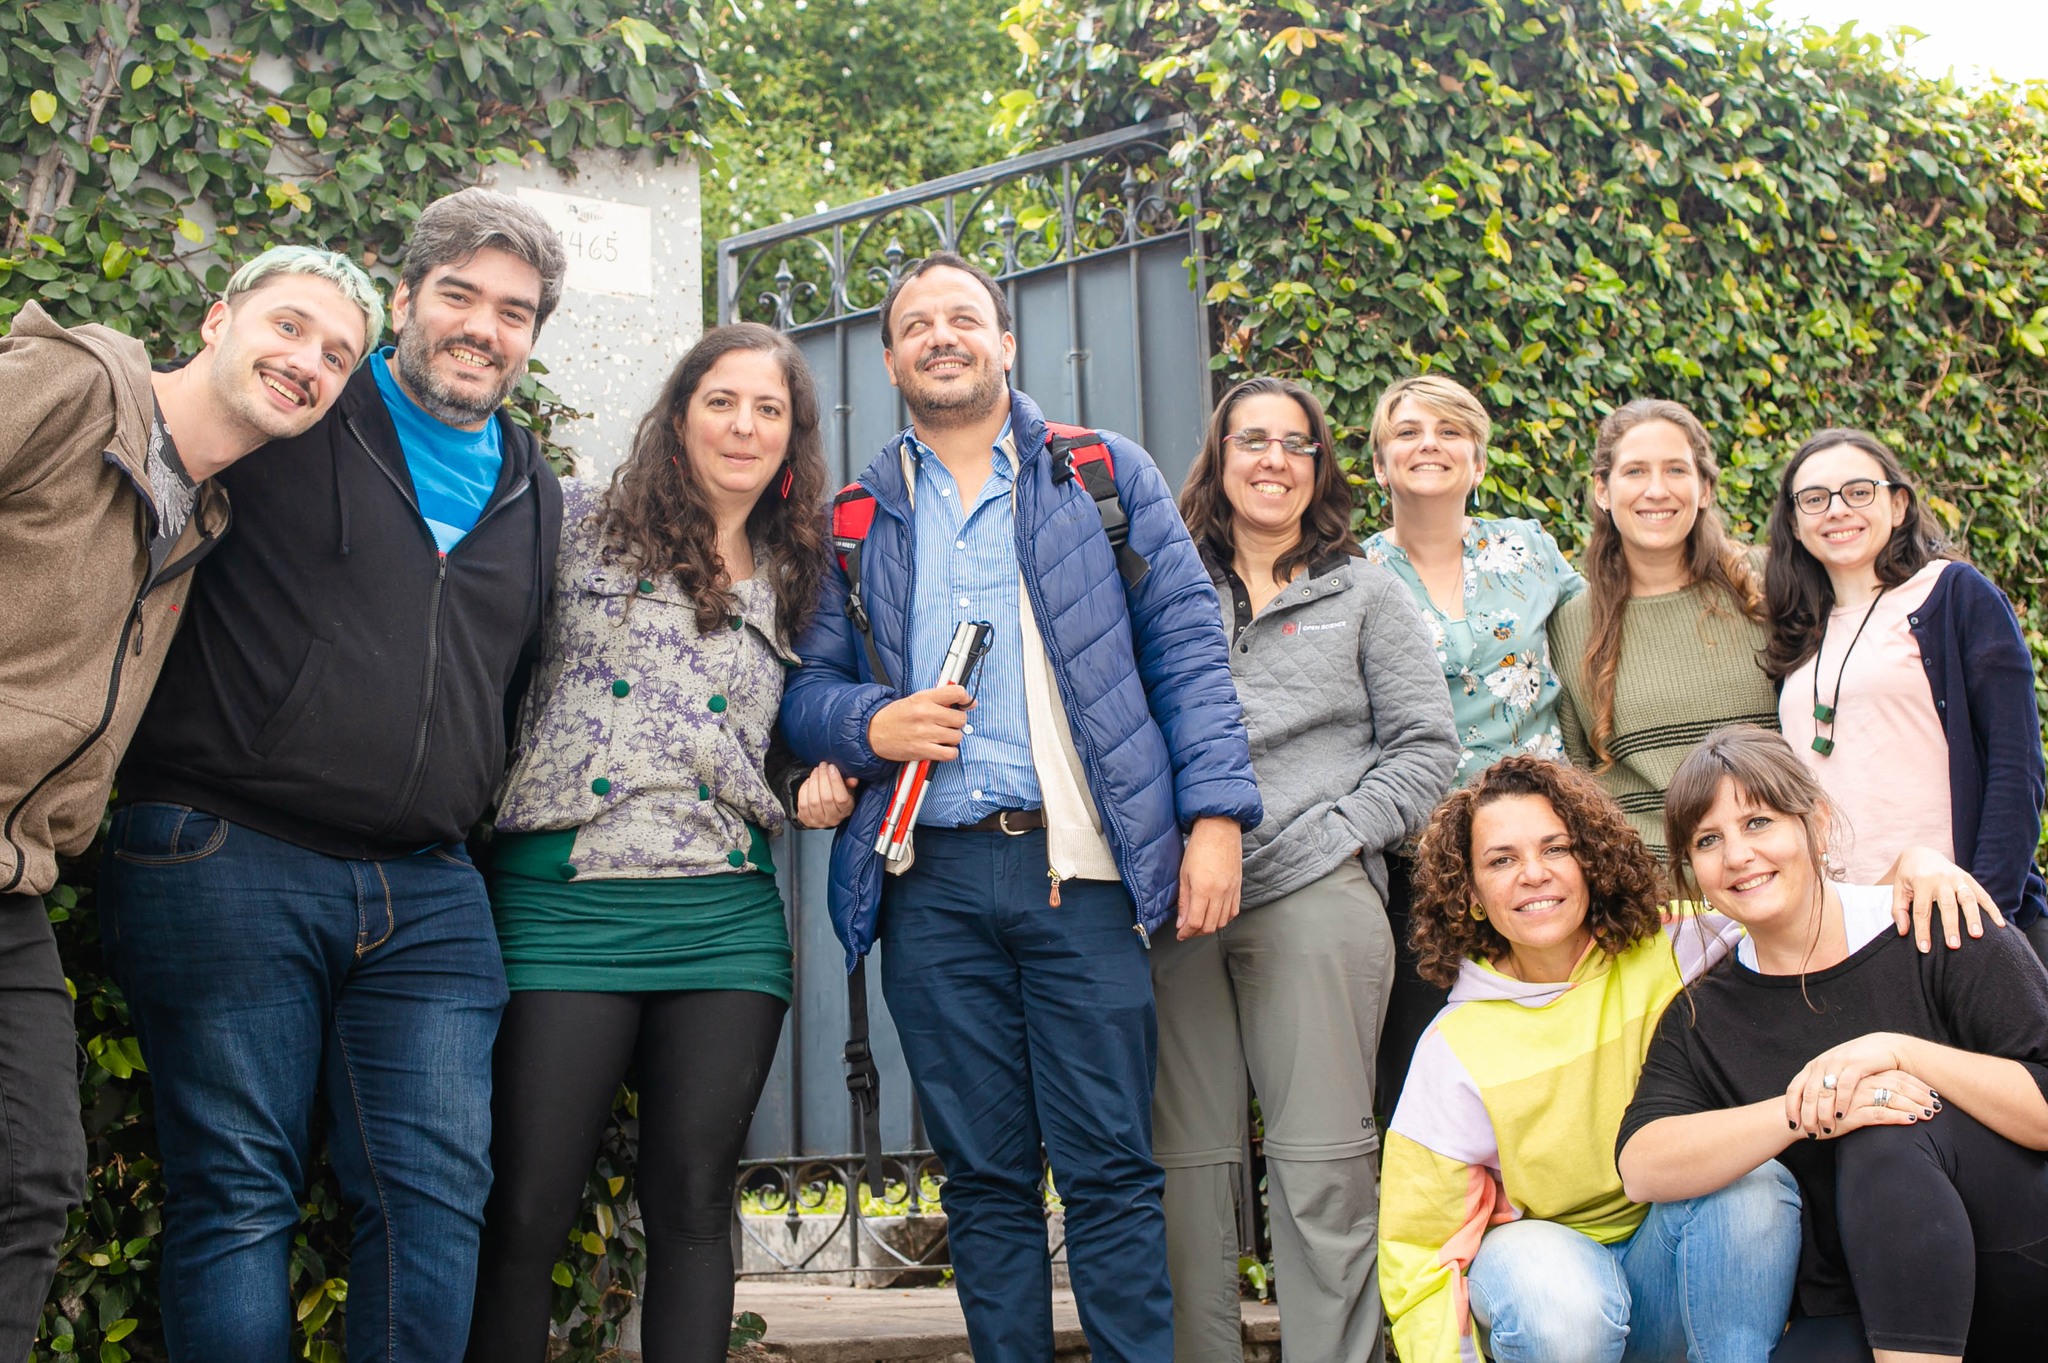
[907,421,1041,825]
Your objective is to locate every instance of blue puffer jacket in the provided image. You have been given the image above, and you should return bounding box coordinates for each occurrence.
[783,388,1263,971]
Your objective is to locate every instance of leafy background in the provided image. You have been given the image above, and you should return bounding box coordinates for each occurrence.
[3,0,733,1355]
[1000,0,2048,692]
[10,0,2048,1355]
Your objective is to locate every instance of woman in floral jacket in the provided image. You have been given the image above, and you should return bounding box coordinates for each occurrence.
[466,324,852,1363]
[1362,373,1584,1112]
[1361,375,1584,779]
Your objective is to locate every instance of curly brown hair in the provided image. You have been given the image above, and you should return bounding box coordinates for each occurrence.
[600,323,826,644]
[1410,756,1668,988]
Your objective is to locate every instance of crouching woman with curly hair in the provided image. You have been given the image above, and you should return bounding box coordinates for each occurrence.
[1376,755,1802,1363]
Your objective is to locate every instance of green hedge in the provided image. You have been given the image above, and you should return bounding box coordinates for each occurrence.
[1000,0,2048,689]
[3,1,727,1355]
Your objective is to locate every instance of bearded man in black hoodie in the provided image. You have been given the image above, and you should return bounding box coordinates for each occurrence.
[104,188,566,1363]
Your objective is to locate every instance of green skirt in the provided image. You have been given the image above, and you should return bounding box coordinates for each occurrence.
[488,827,791,1000]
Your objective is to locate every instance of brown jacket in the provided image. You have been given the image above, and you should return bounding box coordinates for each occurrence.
[0,303,228,896]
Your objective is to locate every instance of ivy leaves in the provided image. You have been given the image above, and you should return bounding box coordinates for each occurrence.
[2,0,734,345]
[7,3,730,1360]
[1002,0,2048,649]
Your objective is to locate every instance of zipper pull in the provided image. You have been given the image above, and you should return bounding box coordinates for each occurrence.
[1047,866,1062,907]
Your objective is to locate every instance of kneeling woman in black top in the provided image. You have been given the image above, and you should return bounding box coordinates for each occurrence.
[1618,724,2048,1363]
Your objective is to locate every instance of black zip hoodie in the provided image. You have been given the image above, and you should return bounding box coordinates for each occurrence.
[117,362,562,859]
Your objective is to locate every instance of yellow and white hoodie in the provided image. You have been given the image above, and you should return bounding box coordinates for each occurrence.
[1378,909,1742,1363]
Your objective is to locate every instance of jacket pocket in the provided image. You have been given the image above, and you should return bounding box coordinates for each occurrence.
[109,802,228,865]
[253,637,333,757]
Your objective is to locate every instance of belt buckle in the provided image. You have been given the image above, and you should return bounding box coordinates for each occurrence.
[996,810,1029,836]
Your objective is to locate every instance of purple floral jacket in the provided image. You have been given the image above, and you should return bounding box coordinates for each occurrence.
[495,478,796,878]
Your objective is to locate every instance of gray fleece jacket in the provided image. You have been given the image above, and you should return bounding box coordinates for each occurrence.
[1205,544,1458,910]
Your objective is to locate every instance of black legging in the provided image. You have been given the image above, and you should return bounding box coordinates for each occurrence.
[1375,851,1445,1122]
[1776,1105,2048,1361]
[466,988,787,1363]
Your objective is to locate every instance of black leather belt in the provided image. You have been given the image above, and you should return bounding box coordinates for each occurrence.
[951,808,1045,835]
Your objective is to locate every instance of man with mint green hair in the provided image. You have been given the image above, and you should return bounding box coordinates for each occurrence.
[0,242,379,1359]
[107,186,567,1363]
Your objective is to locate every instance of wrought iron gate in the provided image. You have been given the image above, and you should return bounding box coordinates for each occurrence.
[718,117,1232,1277]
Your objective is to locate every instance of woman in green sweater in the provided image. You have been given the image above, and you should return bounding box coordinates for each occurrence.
[1549,399,1775,860]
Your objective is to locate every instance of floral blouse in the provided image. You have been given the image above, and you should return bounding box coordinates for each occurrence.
[1363,517,1583,784]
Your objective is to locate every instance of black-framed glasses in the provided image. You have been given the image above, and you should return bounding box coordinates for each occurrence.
[1792,478,1900,516]
[1227,430,1321,460]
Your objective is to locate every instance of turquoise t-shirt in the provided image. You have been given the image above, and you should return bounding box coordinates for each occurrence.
[370,349,503,553]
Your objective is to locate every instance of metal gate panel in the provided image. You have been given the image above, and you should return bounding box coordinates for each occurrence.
[719,119,1211,1182]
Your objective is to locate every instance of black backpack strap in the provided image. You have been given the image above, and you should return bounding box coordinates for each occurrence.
[1047,428,1151,589]
[830,483,889,1192]
[844,956,885,1196]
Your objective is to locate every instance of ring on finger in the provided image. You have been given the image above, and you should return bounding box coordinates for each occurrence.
[1821,1073,1838,1091]
[1873,1087,1893,1108]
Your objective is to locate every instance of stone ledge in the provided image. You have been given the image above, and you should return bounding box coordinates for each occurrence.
[731,1283,1280,1362]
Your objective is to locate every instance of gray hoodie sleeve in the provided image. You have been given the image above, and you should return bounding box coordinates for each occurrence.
[1329,569,1459,855]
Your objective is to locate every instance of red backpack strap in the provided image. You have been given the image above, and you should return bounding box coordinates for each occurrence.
[830,484,892,688]
[1044,422,1150,588]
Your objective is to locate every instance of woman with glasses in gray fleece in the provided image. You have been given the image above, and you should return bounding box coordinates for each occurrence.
[1157,376,1460,1363]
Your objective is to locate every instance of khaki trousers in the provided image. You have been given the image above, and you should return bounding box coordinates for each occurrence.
[1151,857,1394,1363]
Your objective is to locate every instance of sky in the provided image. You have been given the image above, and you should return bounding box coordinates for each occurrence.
[1761,0,2048,85]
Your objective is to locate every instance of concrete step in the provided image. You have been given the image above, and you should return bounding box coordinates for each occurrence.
[731,1283,1281,1362]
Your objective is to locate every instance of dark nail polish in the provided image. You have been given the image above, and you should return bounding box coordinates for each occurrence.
[1788,1120,1798,1130]
[1821,1126,1832,1135]
[1835,1111,1844,1120]
[1923,1108,1934,1117]
[1807,1132,1818,1140]
[1929,1090,1940,1100]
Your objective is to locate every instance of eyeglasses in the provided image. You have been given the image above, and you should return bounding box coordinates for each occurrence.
[1227,430,1321,460]
[1791,478,1900,516]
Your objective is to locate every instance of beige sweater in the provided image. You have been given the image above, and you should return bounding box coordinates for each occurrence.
[0,304,227,896]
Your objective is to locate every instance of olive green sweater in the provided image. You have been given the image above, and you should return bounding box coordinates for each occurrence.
[1549,583,1777,859]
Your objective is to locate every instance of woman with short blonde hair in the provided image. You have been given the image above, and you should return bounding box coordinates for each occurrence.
[1362,373,1584,1110]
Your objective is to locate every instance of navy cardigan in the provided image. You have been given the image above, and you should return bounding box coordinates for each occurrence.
[1907,562,2046,927]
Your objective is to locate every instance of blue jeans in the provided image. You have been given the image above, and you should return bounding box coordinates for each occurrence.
[879,827,1172,1363]
[99,804,508,1363]
[1468,1162,1801,1363]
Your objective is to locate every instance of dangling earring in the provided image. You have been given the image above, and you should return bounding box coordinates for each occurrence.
[1469,903,1487,922]
[779,462,794,499]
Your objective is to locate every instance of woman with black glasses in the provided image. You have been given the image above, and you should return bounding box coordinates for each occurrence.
[1157,376,1458,1362]
[1761,428,2047,958]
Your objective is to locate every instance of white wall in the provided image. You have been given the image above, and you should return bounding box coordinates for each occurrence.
[486,151,704,478]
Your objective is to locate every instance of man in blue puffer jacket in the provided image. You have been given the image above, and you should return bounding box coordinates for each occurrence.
[783,253,1261,1362]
